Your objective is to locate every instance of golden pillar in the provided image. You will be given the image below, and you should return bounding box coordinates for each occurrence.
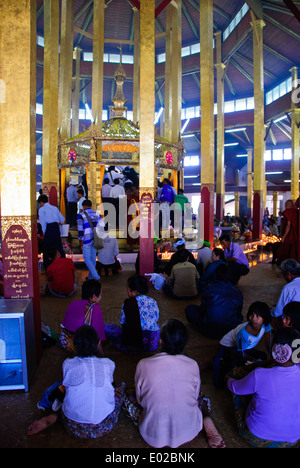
[273,191,279,218]
[251,16,265,239]
[43,0,60,206]
[133,7,140,125]
[164,0,182,144]
[72,47,82,137]
[215,31,225,221]
[89,139,101,211]
[58,0,74,217]
[0,0,41,359]
[200,0,215,246]
[58,0,74,140]
[139,0,155,275]
[92,0,105,126]
[247,148,253,218]
[290,67,300,202]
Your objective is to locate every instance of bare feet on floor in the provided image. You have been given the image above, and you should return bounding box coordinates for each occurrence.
[203,416,226,448]
[27,414,58,435]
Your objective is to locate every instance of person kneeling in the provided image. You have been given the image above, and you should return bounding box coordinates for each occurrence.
[46,248,77,298]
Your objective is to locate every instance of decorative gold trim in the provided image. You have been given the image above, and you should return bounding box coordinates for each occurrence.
[139,187,155,200]
[1,215,37,240]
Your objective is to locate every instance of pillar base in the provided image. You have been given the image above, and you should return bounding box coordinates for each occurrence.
[216,193,224,221]
[252,191,263,240]
[139,190,154,277]
[42,182,58,207]
[201,184,214,246]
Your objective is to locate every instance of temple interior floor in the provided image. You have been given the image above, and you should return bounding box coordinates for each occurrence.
[0,257,295,449]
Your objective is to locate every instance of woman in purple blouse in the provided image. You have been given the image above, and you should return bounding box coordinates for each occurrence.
[227,327,300,447]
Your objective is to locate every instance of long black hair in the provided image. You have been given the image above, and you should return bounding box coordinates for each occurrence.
[160,319,188,355]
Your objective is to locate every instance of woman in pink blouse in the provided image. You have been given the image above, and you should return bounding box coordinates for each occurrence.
[123,319,225,448]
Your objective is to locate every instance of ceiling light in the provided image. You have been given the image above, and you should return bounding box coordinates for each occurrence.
[154,107,164,124]
[224,142,239,147]
[181,119,190,133]
[236,154,247,157]
[265,171,283,175]
[85,103,94,122]
[274,115,287,123]
[225,127,246,133]
[182,134,195,138]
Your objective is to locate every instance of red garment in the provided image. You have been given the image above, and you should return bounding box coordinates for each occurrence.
[47,257,75,295]
[277,208,299,262]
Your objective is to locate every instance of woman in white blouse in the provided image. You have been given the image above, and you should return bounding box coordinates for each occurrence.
[28,325,125,438]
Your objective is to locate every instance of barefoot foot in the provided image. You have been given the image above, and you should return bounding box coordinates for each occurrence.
[203,416,226,448]
[27,414,58,435]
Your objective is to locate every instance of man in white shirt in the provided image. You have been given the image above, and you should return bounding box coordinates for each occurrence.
[110,179,125,198]
[110,179,125,229]
[66,179,78,227]
[97,234,121,276]
[38,194,66,269]
[101,178,112,199]
[272,259,300,318]
[77,188,86,213]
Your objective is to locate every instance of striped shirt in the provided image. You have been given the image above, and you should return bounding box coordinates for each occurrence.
[77,208,104,244]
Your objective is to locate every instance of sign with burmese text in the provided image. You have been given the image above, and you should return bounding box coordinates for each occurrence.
[2,224,33,298]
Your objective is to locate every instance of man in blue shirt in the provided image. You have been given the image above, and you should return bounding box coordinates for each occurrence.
[77,199,104,280]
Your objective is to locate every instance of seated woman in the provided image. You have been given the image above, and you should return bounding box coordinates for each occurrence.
[60,279,105,354]
[163,249,199,300]
[227,327,300,448]
[104,275,160,353]
[28,325,125,438]
[123,319,225,448]
[213,301,272,388]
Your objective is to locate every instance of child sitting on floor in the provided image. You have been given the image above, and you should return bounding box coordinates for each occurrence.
[213,301,272,388]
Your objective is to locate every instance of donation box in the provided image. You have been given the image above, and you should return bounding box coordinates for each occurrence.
[0,299,36,391]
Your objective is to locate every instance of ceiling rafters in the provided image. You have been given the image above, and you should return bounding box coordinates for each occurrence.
[282,0,300,22]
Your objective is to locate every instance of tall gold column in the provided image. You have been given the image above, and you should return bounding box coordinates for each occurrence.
[247,148,253,218]
[133,8,140,124]
[164,0,182,143]
[92,0,105,126]
[58,0,74,140]
[215,31,225,221]
[58,0,74,217]
[290,67,300,202]
[200,0,215,246]
[139,0,155,276]
[72,47,82,137]
[43,0,60,206]
[0,0,41,359]
[251,16,265,239]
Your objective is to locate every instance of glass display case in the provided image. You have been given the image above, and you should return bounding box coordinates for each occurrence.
[0,299,36,391]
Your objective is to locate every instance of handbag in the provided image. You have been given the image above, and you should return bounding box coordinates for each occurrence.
[84,211,104,250]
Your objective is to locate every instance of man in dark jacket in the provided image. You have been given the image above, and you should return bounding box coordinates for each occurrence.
[185,264,243,339]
